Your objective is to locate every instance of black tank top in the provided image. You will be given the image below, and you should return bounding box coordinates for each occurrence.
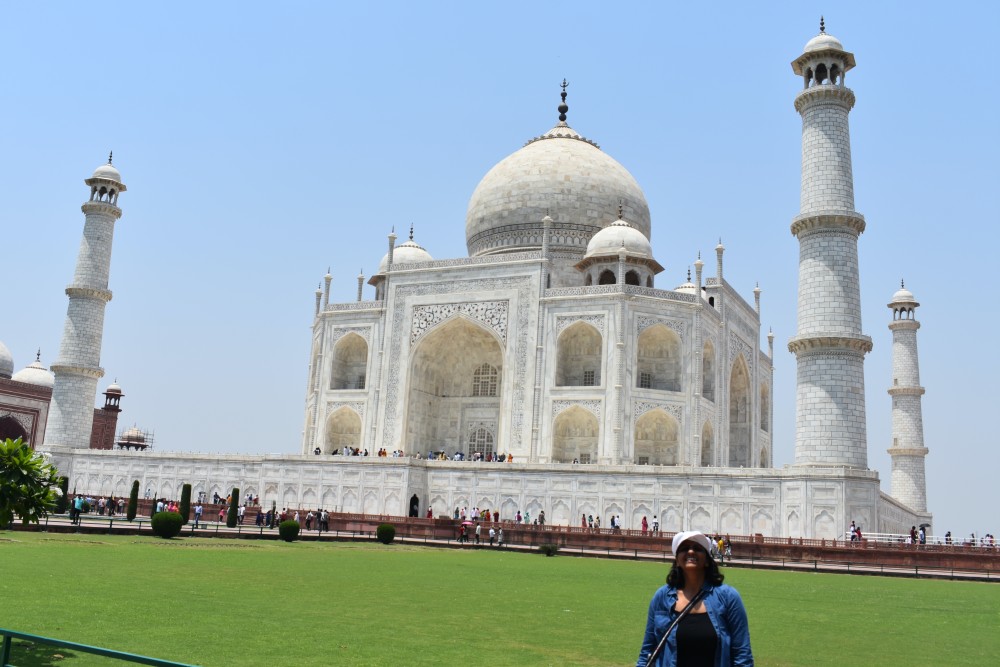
[676,611,717,666]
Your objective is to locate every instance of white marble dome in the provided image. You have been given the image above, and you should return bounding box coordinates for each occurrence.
[891,285,917,304]
[466,122,650,256]
[0,340,12,379]
[121,427,145,444]
[12,359,54,388]
[377,238,433,274]
[92,162,122,183]
[804,32,845,53]
[584,219,653,260]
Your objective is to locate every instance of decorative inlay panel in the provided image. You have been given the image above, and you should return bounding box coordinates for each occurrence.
[633,401,683,422]
[0,410,32,430]
[411,301,509,344]
[325,401,366,420]
[555,314,605,335]
[729,332,754,372]
[329,327,371,346]
[551,400,602,418]
[636,316,685,338]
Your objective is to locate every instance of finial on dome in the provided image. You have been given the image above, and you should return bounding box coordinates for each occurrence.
[35,348,41,362]
[820,16,825,34]
[108,151,113,165]
[618,200,624,220]
[901,278,905,289]
[558,79,569,123]
[687,267,691,281]
[409,224,414,241]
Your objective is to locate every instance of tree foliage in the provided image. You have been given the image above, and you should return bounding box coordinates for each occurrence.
[0,438,61,527]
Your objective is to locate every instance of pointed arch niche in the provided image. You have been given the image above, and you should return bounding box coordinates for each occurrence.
[701,421,714,467]
[702,341,716,401]
[330,333,368,390]
[324,407,362,453]
[728,356,751,467]
[636,324,681,391]
[633,410,679,465]
[551,406,598,463]
[556,322,602,387]
[405,318,503,455]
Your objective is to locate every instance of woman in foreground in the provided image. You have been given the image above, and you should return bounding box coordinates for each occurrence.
[636,530,753,667]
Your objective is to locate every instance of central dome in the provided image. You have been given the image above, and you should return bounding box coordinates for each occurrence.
[465,121,650,257]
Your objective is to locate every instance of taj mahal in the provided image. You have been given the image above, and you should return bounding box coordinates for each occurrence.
[0,23,932,538]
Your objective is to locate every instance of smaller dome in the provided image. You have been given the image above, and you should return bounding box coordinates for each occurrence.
[584,219,653,260]
[377,239,433,274]
[675,272,697,295]
[105,381,123,395]
[0,340,13,379]
[92,162,122,183]
[892,287,915,303]
[804,32,844,53]
[121,427,146,443]
[12,359,54,388]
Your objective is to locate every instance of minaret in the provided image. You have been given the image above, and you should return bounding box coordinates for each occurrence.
[887,282,928,512]
[788,21,872,468]
[45,155,126,449]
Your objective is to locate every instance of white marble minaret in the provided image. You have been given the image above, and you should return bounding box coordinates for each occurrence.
[887,282,929,512]
[788,21,873,468]
[44,156,126,449]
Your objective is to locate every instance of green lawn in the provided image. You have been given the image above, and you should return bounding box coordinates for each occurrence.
[1,532,998,666]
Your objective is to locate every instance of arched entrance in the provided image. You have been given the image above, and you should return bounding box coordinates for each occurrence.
[728,356,750,467]
[405,318,503,456]
[551,407,598,463]
[324,407,362,453]
[633,410,679,465]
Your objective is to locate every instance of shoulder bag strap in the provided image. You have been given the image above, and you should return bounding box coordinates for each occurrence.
[645,588,707,665]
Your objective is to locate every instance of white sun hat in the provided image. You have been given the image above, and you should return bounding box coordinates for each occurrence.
[671,530,714,557]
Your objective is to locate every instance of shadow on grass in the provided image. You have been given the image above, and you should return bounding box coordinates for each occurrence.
[10,640,84,665]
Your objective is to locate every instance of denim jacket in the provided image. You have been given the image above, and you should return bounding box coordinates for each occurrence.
[636,583,753,667]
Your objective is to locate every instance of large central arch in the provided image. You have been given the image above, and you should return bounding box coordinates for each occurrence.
[324,407,362,453]
[405,317,503,456]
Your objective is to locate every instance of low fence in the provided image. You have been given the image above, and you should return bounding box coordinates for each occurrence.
[1,627,196,666]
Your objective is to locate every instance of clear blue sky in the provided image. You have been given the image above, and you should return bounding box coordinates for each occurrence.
[2,2,996,539]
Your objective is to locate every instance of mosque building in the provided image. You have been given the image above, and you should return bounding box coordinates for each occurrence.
[17,23,931,538]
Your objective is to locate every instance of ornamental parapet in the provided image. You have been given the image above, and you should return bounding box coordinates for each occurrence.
[887,446,929,457]
[793,84,856,113]
[888,386,925,397]
[80,201,122,219]
[790,211,865,237]
[889,320,921,331]
[49,363,104,379]
[65,286,113,302]
[787,334,872,355]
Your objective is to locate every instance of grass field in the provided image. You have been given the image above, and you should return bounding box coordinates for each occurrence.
[1,532,998,666]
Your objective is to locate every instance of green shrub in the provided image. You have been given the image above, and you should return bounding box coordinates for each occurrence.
[150,511,184,539]
[538,543,560,557]
[55,477,69,514]
[179,484,192,525]
[279,520,300,542]
[226,488,240,528]
[81,501,91,514]
[126,481,139,521]
[376,523,396,544]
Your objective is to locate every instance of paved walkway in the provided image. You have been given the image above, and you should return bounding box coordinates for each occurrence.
[20,514,999,583]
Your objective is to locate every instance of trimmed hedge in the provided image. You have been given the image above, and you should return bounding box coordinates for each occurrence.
[226,488,240,528]
[179,484,192,525]
[151,511,184,539]
[55,477,69,514]
[376,523,396,544]
[279,520,300,542]
[127,481,139,521]
[538,543,560,557]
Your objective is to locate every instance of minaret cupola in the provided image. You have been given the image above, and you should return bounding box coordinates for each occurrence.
[791,17,856,88]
